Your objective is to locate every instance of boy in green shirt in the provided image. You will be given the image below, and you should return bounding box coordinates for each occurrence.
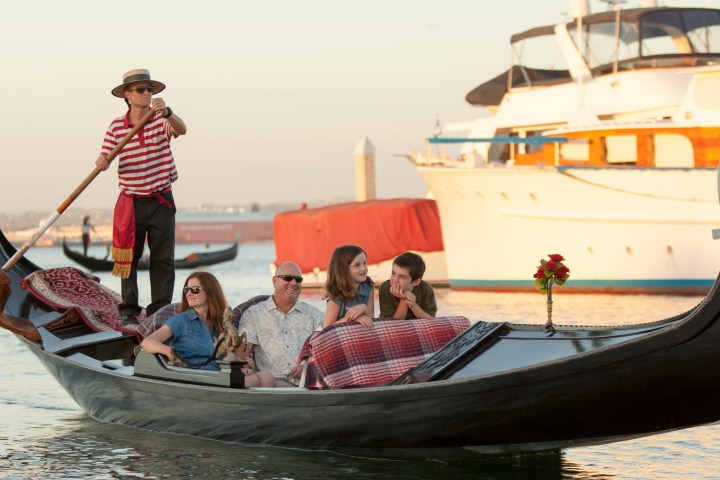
[379,252,438,319]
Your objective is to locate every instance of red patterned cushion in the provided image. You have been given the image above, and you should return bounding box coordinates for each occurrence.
[19,267,141,334]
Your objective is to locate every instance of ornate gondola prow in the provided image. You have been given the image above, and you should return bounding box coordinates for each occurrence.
[216,306,247,363]
[0,270,10,312]
[714,161,720,240]
[0,270,40,342]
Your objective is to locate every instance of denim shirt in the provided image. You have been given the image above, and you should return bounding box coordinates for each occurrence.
[165,308,219,371]
[331,278,374,320]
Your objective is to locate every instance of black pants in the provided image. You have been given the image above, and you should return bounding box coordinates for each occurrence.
[119,190,176,318]
[82,234,90,256]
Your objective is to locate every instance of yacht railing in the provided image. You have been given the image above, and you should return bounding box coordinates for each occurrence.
[414,136,568,168]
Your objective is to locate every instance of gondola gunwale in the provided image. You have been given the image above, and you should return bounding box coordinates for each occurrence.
[11,291,713,405]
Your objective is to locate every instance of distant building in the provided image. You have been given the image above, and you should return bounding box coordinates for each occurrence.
[174,210,274,244]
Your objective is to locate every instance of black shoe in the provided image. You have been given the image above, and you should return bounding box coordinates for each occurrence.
[121,314,138,326]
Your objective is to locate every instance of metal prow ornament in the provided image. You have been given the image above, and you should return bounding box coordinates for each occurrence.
[215,306,248,362]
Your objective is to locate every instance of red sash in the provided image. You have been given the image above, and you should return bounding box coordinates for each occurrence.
[111,192,135,278]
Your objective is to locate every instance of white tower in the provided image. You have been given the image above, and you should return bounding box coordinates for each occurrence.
[354,136,376,202]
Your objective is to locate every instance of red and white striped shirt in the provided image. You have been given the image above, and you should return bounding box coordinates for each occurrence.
[101,111,178,195]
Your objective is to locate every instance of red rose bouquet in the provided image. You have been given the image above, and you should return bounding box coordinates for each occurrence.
[533,254,570,331]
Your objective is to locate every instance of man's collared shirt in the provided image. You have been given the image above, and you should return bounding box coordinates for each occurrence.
[239,297,323,378]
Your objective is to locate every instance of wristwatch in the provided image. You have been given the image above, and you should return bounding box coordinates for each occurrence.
[163,107,173,119]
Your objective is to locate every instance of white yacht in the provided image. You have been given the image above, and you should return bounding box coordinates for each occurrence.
[410,1,720,294]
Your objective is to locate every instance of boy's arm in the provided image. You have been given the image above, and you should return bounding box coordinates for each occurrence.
[417,282,438,317]
[404,293,434,319]
[392,302,410,319]
[379,281,407,319]
[405,282,438,319]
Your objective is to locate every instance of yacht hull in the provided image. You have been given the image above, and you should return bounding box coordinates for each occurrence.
[419,165,720,293]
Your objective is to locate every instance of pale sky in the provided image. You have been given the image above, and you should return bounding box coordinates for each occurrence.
[0,0,714,214]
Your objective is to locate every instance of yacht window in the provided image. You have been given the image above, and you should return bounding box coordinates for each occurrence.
[512,34,568,72]
[488,142,510,164]
[572,10,720,73]
[683,10,720,54]
[571,21,639,69]
[654,134,694,168]
[641,11,691,56]
[510,33,569,89]
[605,135,637,164]
[638,10,720,65]
[641,10,720,55]
[560,139,590,162]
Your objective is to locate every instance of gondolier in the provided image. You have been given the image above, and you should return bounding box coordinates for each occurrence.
[95,68,188,325]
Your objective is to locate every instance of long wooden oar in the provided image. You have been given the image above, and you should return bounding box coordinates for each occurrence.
[0,109,155,340]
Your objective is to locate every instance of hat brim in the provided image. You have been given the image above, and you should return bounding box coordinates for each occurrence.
[111,80,166,98]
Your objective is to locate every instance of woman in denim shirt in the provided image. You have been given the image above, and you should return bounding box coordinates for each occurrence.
[141,271,275,387]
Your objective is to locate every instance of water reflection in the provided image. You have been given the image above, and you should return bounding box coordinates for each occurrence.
[1,415,617,480]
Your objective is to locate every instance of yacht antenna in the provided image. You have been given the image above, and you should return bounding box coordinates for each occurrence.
[599,0,626,11]
[599,0,626,74]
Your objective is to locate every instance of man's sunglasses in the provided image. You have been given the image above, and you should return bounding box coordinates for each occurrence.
[276,274,303,284]
[183,286,205,295]
[130,86,155,94]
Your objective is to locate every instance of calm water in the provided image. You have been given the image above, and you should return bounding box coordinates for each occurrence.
[1,243,718,479]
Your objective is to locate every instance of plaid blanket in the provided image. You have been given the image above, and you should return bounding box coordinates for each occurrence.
[299,316,470,389]
[19,267,142,334]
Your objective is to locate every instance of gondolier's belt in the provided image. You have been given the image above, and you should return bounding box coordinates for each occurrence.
[125,186,173,208]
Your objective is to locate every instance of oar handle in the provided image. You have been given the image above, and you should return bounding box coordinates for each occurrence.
[2,109,156,272]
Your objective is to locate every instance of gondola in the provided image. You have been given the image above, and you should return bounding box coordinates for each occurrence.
[62,238,238,271]
[1,225,720,460]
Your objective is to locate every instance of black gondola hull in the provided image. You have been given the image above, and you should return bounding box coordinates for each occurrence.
[14,314,720,456]
[3,228,720,458]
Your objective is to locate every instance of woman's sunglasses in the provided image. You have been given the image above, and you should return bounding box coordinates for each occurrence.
[276,274,303,284]
[183,286,205,295]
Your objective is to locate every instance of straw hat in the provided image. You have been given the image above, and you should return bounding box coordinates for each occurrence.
[111,69,166,98]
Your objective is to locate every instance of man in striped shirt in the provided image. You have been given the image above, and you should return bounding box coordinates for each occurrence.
[96,69,187,325]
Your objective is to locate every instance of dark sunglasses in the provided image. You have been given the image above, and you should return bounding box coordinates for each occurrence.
[130,86,155,94]
[183,286,205,295]
[276,274,303,284]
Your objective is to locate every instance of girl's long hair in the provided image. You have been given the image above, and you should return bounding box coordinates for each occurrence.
[179,271,227,333]
[325,244,366,302]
